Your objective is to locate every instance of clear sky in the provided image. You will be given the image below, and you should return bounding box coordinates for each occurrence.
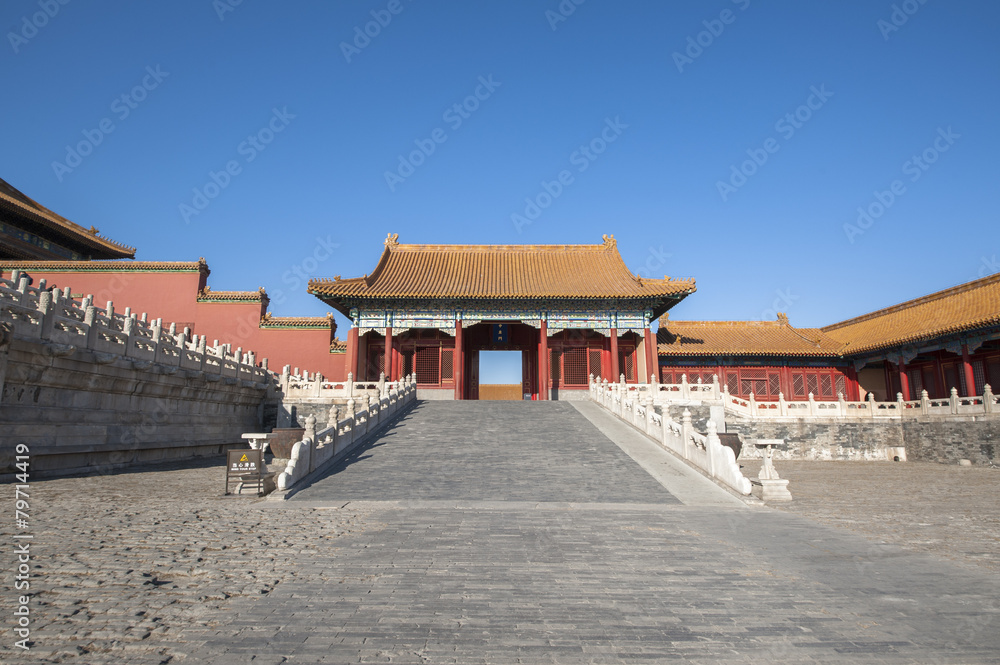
[4,0,999,349]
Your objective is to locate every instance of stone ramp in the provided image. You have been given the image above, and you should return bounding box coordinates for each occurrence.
[291,400,686,504]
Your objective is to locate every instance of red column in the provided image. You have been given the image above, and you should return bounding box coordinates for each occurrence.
[962,344,977,396]
[347,326,359,379]
[384,326,393,381]
[898,360,910,401]
[780,366,792,399]
[454,319,464,400]
[539,319,549,400]
[643,326,655,384]
[610,328,619,381]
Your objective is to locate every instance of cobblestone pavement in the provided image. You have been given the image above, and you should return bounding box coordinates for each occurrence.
[3,401,999,664]
[741,459,1000,572]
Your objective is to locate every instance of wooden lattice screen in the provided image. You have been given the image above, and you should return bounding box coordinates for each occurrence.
[562,348,588,385]
[415,347,439,385]
[441,349,454,381]
[588,349,602,381]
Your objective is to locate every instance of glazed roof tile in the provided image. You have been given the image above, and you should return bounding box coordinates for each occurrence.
[197,286,268,302]
[260,313,335,328]
[309,235,695,304]
[657,316,843,357]
[821,272,1000,354]
[1,259,207,273]
[0,177,135,258]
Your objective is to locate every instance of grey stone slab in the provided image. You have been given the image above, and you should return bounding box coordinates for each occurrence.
[291,401,682,504]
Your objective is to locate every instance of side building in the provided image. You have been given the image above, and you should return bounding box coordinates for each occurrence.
[0,177,135,260]
[657,272,1000,402]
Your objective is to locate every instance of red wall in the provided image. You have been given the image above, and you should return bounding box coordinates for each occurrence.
[5,269,204,330]
[1,267,346,379]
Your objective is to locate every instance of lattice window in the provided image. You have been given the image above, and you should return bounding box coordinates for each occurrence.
[907,370,923,398]
[792,373,805,398]
[366,349,384,381]
[819,375,833,399]
[618,348,635,382]
[806,374,819,397]
[402,350,413,378]
[973,360,986,395]
[550,348,561,384]
[835,374,846,398]
[726,372,739,395]
[740,368,765,397]
[768,372,781,396]
[415,347,439,385]
[563,348,588,386]
[589,349,602,381]
[921,367,937,397]
[441,349,454,381]
[943,365,959,394]
[988,360,1000,392]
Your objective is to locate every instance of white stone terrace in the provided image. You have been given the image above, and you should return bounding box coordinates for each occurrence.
[0,270,269,386]
[614,373,997,420]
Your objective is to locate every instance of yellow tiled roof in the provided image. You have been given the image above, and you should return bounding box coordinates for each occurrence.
[197,286,268,303]
[821,272,1000,354]
[1,259,207,273]
[0,177,135,258]
[260,313,335,328]
[309,234,695,304]
[657,315,843,357]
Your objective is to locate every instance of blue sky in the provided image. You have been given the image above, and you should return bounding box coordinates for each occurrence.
[4,0,999,347]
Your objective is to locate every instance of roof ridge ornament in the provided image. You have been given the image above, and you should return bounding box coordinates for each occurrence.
[385,232,399,247]
[602,233,616,249]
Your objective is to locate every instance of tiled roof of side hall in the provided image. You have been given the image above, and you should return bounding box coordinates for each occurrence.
[0,177,136,258]
[0,259,208,273]
[260,313,335,328]
[820,272,1000,354]
[196,286,268,302]
[309,234,696,305]
[657,315,844,357]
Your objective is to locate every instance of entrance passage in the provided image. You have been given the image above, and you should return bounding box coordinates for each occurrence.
[478,350,523,400]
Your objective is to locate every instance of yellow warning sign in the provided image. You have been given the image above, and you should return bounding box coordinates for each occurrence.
[239,454,249,462]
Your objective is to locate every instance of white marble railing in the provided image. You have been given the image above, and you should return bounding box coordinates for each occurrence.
[276,375,418,491]
[278,369,403,400]
[0,271,269,385]
[722,386,996,419]
[592,372,997,420]
[589,377,752,496]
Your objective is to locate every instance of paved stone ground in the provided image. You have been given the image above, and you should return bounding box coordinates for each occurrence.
[740,459,1000,572]
[3,401,999,664]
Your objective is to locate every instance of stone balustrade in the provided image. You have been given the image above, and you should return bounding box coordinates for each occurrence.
[602,370,997,421]
[276,374,417,493]
[0,271,269,387]
[278,368,402,401]
[722,386,996,420]
[589,375,752,496]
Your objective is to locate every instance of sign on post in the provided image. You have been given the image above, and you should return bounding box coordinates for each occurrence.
[224,448,263,496]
